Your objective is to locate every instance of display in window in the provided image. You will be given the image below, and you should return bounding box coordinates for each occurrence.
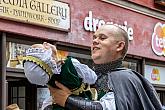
[122,61,137,71]
[37,88,50,110]
[145,65,165,85]
[6,42,30,69]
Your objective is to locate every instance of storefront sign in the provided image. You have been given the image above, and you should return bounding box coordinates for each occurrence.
[152,22,165,56]
[83,11,134,40]
[144,65,165,85]
[0,0,70,31]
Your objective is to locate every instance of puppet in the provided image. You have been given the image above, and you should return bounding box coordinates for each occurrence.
[23,42,97,110]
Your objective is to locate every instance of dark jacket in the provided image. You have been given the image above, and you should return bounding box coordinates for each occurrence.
[62,67,163,110]
[109,68,162,110]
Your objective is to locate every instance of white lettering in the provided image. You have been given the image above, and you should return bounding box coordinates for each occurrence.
[83,11,134,40]
[98,19,105,28]
[93,18,99,32]
[156,35,159,47]
[84,11,93,31]
[127,28,133,40]
[159,38,163,48]
[155,35,165,48]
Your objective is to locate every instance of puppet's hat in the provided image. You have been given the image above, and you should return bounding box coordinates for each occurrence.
[23,48,61,86]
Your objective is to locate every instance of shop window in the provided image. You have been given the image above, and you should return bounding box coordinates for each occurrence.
[122,61,137,71]
[145,59,165,105]
[6,41,71,69]
[155,0,165,6]
[144,64,165,85]
[6,42,30,69]
[10,86,26,110]
[37,87,50,110]
[157,90,165,106]
[74,57,93,69]
[5,35,54,110]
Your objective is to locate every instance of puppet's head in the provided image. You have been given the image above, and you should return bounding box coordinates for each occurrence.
[23,43,61,86]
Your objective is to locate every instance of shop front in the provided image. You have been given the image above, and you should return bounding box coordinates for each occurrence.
[0,0,165,110]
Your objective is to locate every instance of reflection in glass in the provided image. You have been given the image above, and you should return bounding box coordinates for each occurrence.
[19,98,25,110]
[6,42,30,69]
[13,87,17,97]
[122,61,137,71]
[12,98,17,104]
[19,87,25,97]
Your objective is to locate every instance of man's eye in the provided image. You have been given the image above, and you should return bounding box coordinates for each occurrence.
[99,35,106,40]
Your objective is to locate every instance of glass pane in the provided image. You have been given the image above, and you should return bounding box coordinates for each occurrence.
[19,87,25,97]
[76,58,93,69]
[37,88,50,110]
[12,98,17,104]
[13,87,17,97]
[7,42,30,69]
[157,92,160,99]
[18,98,25,110]
[122,61,137,71]
[131,62,137,71]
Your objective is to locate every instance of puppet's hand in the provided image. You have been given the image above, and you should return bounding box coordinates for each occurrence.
[31,44,46,49]
[48,81,71,107]
[43,42,59,61]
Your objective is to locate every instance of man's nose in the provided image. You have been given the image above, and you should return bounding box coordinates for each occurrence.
[93,37,99,45]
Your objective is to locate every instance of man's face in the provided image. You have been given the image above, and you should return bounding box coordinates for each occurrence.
[91,26,119,64]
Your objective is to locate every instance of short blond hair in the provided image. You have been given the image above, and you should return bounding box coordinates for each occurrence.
[104,24,129,59]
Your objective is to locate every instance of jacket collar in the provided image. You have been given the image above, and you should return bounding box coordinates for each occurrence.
[93,58,123,74]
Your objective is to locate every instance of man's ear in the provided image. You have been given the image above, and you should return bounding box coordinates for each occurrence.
[116,41,125,52]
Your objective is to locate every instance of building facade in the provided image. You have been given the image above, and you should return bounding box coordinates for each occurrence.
[0,0,165,110]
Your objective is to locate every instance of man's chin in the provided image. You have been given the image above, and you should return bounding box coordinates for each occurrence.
[92,56,101,64]
[91,54,98,60]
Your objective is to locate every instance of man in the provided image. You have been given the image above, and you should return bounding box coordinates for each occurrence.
[49,24,162,110]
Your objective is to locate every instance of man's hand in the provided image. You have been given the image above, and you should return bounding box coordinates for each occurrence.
[48,81,71,107]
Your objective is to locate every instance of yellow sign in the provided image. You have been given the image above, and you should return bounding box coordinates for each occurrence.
[0,0,70,31]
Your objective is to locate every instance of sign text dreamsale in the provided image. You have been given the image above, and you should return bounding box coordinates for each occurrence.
[84,11,133,41]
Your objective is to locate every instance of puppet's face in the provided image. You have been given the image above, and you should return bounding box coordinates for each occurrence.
[23,43,61,86]
[24,62,49,86]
